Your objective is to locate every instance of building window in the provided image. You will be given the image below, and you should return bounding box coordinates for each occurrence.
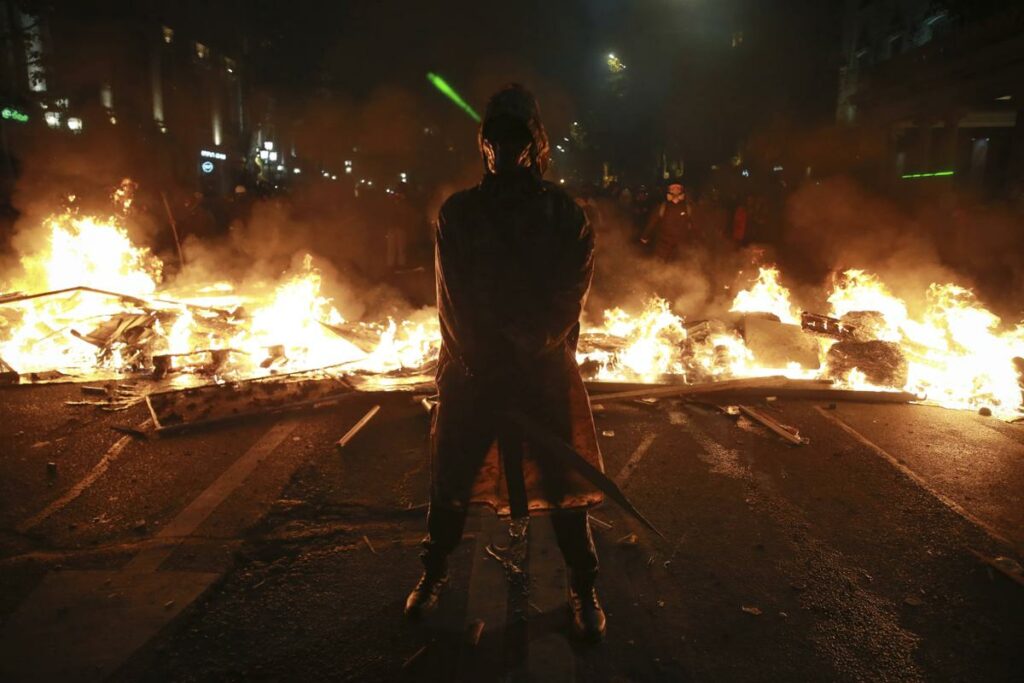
[224,57,236,74]
[195,42,209,59]
[162,26,174,44]
[100,83,113,109]
[18,11,47,92]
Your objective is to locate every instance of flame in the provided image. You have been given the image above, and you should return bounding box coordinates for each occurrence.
[1,190,1021,418]
[0,212,162,373]
[827,269,904,341]
[822,271,1024,412]
[17,212,161,295]
[729,266,799,324]
[578,298,687,381]
[0,207,440,378]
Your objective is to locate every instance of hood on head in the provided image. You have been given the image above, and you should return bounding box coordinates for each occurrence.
[478,84,550,177]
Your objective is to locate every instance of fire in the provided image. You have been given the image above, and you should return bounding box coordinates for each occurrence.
[578,298,687,381]
[17,212,161,295]
[0,206,439,379]
[825,270,1024,413]
[827,269,904,341]
[0,211,162,373]
[1,188,1021,418]
[729,266,799,324]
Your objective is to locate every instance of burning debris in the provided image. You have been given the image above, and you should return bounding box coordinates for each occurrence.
[1,194,1022,422]
[826,340,908,388]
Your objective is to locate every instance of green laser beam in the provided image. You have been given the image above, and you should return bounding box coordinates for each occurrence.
[901,170,955,179]
[427,72,480,122]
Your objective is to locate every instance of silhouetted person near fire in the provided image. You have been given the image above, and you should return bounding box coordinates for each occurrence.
[406,84,607,641]
[640,182,696,259]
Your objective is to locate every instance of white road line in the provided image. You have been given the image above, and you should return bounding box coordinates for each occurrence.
[814,406,1014,549]
[670,409,748,480]
[615,433,657,486]
[125,418,299,573]
[456,513,506,682]
[527,515,575,682]
[16,418,152,533]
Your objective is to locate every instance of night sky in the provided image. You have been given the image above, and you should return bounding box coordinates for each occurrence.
[241,0,843,176]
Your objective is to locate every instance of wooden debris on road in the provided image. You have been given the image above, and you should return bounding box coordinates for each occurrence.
[402,645,428,670]
[588,376,918,405]
[465,619,485,647]
[970,549,1024,588]
[800,311,855,339]
[111,425,150,440]
[67,382,147,411]
[362,534,377,554]
[618,532,639,546]
[738,405,808,445]
[336,405,381,449]
[146,369,357,432]
[0,356,19,384]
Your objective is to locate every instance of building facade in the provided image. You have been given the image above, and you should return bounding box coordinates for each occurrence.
[0,1,300,202]
[836,0,1024,196]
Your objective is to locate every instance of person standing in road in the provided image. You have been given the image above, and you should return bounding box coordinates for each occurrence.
[405,84,607,642]
[640,182,696,260]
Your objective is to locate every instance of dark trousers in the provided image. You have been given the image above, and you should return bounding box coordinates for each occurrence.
[420,504,599,588]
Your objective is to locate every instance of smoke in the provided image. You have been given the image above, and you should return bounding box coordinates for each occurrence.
[171,178,438,322]
[583,197,754,325]
[779,177,1024,321]
[0,79,470,322]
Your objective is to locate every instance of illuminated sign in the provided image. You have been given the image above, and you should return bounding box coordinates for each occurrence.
[1,107,28,123]
[901,170,954,179]
[200,149,227,160]
[200,160,215,174]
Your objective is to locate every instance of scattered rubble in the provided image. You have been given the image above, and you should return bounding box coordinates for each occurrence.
[618,533,639,547]
[738,405,807,445]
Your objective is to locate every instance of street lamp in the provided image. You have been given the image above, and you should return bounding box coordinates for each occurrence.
[606,53,626,73]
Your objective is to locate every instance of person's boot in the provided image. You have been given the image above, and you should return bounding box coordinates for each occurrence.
[568,579,606,642]
[405,505,466,620]
[404,568,448,620]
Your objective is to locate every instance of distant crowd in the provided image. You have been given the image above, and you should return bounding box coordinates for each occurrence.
[570,179,785,260]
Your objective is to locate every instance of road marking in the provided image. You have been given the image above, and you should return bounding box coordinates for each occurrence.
[17,418,152,533]
[2,417,303,681]
[527,515,574,683]
[456,513,506,681]
[615,433,657,486]
[671,409,748,479]
[815,406,1014,549]
[126,418,299,573]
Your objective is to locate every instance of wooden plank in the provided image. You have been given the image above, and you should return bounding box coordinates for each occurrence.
[738,405,807,445]
[588,376,917,404]
[146,370,356,431]
[336,405,381,448]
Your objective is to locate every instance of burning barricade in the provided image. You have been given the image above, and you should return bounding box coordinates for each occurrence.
[1,197,1023,432]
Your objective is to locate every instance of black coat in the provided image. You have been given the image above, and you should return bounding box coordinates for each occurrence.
[430,171,604,513]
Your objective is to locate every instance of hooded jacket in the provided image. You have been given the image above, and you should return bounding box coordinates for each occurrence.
[430,84,604,513]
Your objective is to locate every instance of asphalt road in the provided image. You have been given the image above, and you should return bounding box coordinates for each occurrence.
[0,383,1022,682]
